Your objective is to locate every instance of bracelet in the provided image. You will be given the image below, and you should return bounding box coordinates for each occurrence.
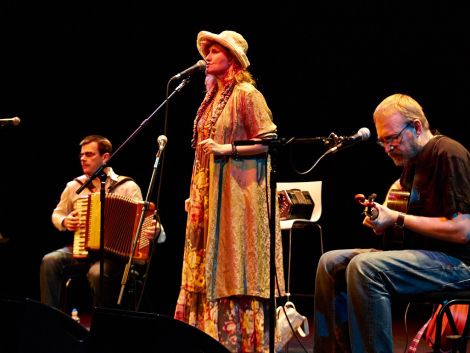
[395,213,405,229]
[231,143,239,158]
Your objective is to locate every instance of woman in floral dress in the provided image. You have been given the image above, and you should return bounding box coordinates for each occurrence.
[174,30,285,353]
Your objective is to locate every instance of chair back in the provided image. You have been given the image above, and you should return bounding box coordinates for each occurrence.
[277,181,322,229]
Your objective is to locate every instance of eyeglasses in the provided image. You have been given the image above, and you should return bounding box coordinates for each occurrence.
[78,152,97,159]
[376,122,413,148]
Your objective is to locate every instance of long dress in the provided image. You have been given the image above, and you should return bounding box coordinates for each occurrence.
[175,80,285,353]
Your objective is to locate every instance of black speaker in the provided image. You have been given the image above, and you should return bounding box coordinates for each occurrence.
[0,296,89,353]
[87,307,230,353]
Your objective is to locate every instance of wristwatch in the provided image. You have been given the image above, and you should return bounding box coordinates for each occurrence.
[395,213,405,229]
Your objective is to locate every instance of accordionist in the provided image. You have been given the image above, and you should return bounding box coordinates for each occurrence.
[39,135,164,310]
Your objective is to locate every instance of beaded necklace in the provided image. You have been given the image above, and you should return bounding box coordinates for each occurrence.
[191,79,236,148]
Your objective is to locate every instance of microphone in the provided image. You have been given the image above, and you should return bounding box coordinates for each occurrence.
[171,60,206,80]
[154,135,167,169]
[327,127,370,154]
[157,135,168,151]
[0,117,21,126]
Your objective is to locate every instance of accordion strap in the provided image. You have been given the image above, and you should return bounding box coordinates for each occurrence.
[74,177,95,192]
[108,176,134,193]
[74,175,134,193]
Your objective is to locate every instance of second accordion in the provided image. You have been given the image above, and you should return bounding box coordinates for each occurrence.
[278,189,314,221]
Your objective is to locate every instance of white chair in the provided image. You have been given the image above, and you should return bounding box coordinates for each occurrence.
[277,181,324,301]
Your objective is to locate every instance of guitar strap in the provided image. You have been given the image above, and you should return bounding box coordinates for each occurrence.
[406,317,431,353]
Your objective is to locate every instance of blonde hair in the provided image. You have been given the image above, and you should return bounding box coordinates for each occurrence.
[373,93,430,130]
[234,69,255,85]
[223,60,255,86]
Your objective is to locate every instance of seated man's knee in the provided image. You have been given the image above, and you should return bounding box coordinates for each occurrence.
[87,262,100,289]
[40,251,62,274]
[346,252,377,280]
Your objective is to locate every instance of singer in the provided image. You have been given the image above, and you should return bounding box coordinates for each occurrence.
[174,30,285,353]
[313,94,470,353]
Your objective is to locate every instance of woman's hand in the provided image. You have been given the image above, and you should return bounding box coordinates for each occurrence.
[198,138,231,156]
[185,198,190,212]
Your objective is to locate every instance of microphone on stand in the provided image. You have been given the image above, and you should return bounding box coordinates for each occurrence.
[154,135,167,242]
[157,135,168,151]
[154,135,168,168]
[327,127,371,154]
[0,116,21,126]
[170,60,206,80]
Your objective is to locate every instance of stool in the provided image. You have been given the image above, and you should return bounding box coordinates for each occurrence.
[403,291,470,353]
[60,262,92,314]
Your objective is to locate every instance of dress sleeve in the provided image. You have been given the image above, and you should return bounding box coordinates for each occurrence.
[240,87,277,139]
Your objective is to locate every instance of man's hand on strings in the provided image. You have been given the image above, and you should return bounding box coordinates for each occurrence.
[366,202,400,235]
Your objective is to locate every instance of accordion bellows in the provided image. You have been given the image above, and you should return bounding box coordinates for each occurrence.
[73,193,155,264]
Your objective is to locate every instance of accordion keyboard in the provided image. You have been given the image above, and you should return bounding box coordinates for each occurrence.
[73,196,91,258]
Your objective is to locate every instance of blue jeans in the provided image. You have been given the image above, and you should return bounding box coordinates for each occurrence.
[313,248,470,353]
[39,245,121,309]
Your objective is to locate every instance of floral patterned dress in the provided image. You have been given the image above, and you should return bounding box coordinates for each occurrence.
[175,80,285,353]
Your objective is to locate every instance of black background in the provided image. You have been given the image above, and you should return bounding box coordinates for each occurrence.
[1,1,469,316]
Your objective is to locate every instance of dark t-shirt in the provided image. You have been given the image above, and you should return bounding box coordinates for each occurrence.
[400,135,470,263]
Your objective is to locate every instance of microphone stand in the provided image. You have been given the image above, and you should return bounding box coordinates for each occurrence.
[75,78,190,307]
[117,138,167,309]
[233,138,282,353]
[234,136,334,353]
[268,141,281,353]
[97,170,107,306]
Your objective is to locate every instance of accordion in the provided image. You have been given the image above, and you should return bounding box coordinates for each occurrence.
[278,189,315,221]
[73,192,156,264]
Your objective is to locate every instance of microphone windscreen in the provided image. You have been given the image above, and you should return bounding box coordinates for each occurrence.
[358,127,370,141]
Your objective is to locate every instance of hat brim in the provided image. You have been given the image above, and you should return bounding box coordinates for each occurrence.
[197,31,250,69]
